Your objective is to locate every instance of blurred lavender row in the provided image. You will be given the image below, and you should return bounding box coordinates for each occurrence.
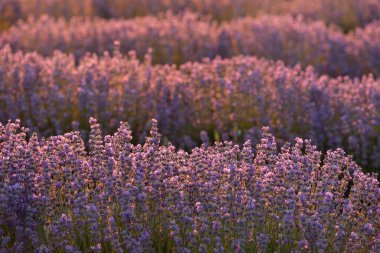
[1,118,379,251]
[1,0,379,31]
[1,45,380,172]
[1,13,379,77]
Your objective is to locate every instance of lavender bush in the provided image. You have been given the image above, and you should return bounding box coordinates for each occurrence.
[1,0,379,30]
[1,46,380,172]
[1,14,380,77]
[1,118,379,252]
[0,13,217,65]
[218,17,380,77]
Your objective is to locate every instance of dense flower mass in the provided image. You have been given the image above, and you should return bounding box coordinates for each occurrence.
[0,118,379,252]
[1,1,380,252]
[1,13,380,77]
[1,0,379,30]
[1,46,380,172]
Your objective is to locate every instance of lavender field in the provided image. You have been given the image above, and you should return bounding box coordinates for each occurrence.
[0,1,380,252]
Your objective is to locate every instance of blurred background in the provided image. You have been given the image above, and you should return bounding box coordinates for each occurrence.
[1,0,380,32]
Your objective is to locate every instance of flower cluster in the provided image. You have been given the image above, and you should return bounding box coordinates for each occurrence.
[1,1,380,252]
[1,46,380,173]
[1,0,379,30]
[1,13,380,77]
[1,118,379,252]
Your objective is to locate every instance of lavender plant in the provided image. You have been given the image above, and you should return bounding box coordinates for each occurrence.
[1,46,380,172]
[0,118,379,252]
[1,13,379,77]
[1,0,379,30]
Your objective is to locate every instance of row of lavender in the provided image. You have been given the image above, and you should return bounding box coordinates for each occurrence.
[1,118,379,252]
[1,0,379,30]
[2,13,379,77]
[1,45,380,172]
